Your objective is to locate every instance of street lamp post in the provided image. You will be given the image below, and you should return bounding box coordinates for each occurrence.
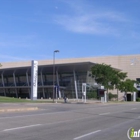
[53,50,59,103]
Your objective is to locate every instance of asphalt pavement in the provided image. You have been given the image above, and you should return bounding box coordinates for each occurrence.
[0,102,140,140]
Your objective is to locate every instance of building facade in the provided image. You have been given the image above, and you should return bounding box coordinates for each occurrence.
[0,61,96,99]
[0,54,140,100]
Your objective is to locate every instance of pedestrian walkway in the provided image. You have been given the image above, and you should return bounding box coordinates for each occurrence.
[0,99,102,113]
[0,103,38,113]
[65,99,101,104]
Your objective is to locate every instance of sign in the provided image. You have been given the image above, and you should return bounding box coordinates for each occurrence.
[82,83,86,103]
[101,86,104,89]
[127,127,140,140]
[31,60,38,100]
[82,83,86,95]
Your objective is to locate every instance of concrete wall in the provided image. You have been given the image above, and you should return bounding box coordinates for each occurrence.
[1,54,140,84]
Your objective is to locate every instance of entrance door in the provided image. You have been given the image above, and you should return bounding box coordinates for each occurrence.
[137,91,140,98]
[127,94,132,101]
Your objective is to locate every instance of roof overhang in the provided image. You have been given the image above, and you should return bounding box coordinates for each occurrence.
[0,62,96,76]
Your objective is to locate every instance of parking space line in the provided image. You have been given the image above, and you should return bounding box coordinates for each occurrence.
[73,130,101,139]
[131,108,137,110]
[3,124,42,132]
[99,112,110,115]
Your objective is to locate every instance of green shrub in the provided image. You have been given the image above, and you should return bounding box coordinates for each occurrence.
[136,98,140,102]
[108,92,117,101]
[87,90,97,99]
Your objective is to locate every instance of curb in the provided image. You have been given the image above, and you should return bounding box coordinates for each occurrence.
[0,107,38,113]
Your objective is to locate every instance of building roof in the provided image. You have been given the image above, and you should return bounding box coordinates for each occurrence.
[0,62,96,76]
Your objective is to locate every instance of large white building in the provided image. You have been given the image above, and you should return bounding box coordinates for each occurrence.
[0,54,140,100]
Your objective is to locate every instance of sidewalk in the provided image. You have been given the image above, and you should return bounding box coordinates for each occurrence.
[32,99,101,104]
[0,99,101,113]
[62,99,101,104]
[0,100,138,113]
[0,103,39,113]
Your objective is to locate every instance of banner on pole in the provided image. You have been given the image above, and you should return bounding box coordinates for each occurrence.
[31,60,38,100]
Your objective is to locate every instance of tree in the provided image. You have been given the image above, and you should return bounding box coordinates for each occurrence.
[118,79,137,94]
[91,63,117,94]
[111,71,127,101]
[91,63,128,101]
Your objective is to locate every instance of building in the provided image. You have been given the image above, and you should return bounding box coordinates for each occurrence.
[0,54,140,100]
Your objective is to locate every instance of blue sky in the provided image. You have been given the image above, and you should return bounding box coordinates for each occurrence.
[0,0,140,62]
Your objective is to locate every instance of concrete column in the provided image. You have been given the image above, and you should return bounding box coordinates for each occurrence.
[56,71,61,98]
[133,83,137,102]
[13,72,18,98]
[73,70,78,100]
[104,91,107,103]
[133,92,136,102]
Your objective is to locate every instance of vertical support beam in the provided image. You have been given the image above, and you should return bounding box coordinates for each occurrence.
[31,60,38,100]
[104,91,107,103]
[17,76,20,85]
[6,77,8,86]
[26,71,29,86]
[133,92,136,102]
[13,72,17,87]
[53,52,55,102]
[133,83,137,102]
[44,74,47,84]
[1,72,5,87]
[40,71,45,98]
[56,71,61,98]
[73,70,78,100]
[26,70,30,98]
[82,83,86,103]
[13,71,18,98]
[1,72,6,96]
[1,73,5,87]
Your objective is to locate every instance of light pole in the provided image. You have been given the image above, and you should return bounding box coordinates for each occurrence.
[53,50,59,103]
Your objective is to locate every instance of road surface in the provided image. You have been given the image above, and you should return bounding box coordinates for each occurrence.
[0,102,140,140]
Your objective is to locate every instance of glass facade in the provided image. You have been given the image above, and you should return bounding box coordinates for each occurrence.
[0,64,94,99]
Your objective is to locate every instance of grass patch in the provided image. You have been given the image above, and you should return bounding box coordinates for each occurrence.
[0,96,53,103]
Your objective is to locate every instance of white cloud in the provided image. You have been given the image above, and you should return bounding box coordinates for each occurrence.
[55,14,121,35]
[54,1,129,35]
